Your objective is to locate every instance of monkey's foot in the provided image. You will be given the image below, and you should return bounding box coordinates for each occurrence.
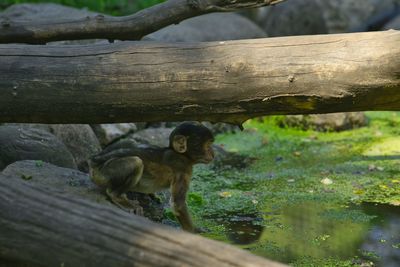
[106,189,144,216]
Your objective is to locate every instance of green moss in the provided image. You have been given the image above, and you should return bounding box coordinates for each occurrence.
[189,112,400,266]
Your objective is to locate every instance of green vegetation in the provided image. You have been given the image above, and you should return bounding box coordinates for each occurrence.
[189,112,400,266]
[1,0,164,15]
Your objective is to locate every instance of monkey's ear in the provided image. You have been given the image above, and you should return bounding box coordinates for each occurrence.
[172,135,187,153]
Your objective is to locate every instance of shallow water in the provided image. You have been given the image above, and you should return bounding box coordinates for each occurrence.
[219,202,400,266]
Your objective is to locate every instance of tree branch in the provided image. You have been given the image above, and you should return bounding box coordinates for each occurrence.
[0,0,285,44]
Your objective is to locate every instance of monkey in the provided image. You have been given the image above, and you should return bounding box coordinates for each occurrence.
[88,122,214,232]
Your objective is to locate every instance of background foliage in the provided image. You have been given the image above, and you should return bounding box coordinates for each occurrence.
[0,0,164,15]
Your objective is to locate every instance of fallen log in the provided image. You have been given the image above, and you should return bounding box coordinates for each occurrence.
[0,30,399,124]
[0,173,285,267]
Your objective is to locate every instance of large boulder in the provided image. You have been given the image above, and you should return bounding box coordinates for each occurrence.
[316,0,400,33]
[0,3,95,21]
[143,12,267,42]
[91,123,138,147]
[1,160,165,221]
[246,0,328,37]
[48,124,101,172]
[0,126,77,170]
[4,123,101,172]
[245,0,400,35]
[1,160,102,202]
[130,127,173,147]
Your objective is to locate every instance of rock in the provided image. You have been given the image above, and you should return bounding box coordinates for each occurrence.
[246,0,400,35]
[4,123,101,173]
[0,126,77,170]
[316,0,400,33]
[91,123,138,147]
[1,160,165,221]
[49,124,101,172]
[384,15,400,30]
[1,160,103,203]
[143,12,266,42]
[130,128,173,147]
[278,112,368,132]
[0,3,95,21]
[247,0,328,37]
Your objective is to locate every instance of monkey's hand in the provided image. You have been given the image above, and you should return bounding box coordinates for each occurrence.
[106,188,144,216]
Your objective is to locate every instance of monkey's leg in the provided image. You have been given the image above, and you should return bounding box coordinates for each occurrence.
[104,156,145,215]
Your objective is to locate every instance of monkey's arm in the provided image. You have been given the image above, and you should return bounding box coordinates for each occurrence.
[170,174,194,232]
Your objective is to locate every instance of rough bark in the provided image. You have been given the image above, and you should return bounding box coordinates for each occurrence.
[0,0,284,44]
[0,175,285,267]
[0,30,399,124]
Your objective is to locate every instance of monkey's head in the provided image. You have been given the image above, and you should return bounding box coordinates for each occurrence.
[169,122,214,164]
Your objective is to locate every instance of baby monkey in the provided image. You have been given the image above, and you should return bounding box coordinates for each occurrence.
[88,122,214,232]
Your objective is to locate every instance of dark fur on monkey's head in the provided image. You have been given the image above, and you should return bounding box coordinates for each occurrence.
[169,122,214,163]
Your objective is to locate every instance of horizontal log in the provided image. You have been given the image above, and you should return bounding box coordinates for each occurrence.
[0,30,399,124]
[0,0,284,44]
[0,174,285,267]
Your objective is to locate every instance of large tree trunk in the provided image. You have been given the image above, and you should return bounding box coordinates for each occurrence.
[0,175,285,267]
[0,30,399,125]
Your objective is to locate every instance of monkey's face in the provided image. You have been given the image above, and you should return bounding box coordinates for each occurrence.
[185,137,214,164]
[192,139,214,164]
[170,122,215,164]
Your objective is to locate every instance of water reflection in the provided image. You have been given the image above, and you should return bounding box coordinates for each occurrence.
[223,215,264,245]
[360,204,400,267]
[219,202,400,265]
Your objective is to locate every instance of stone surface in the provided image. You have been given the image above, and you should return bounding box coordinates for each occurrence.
[49,124,101,172]
[130,127,173,147]
[316,0,400,33]
[247,0,327,37]
[0,3,95,21]
[1,160,103,202]
[245,0,400,35]
[144,12,266,42]
[4,123,101,172]
[91,123,138,147]
[0,126,77,170]
[1,160,165,221]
